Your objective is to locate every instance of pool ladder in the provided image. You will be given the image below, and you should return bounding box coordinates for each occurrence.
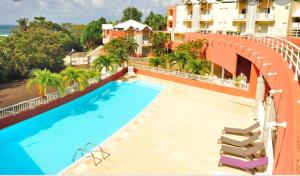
[72,143,110,166]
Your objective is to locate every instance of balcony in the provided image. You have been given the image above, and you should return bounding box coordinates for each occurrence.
[233,14,247,22]
[200,14,213,22]
[256,13,275,22]
[292,22,300,29]
[142,40,152,46]
[184,15,192,21]
[168,16,173,21]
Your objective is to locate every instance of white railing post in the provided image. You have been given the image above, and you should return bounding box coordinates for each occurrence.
[295,53,299,81]
[285,45,289,62]
[290,47,294,69]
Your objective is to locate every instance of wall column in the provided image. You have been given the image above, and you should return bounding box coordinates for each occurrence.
[248,63,260,98]
[211,62,214,76]
[221,67,225,79]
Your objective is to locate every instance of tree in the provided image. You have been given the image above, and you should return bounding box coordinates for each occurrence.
[170,51,192,71]
[93,55,113,73]
[144,12,167,31]
[121,6,143,22]
[5,26,65,77]
[176,39,205,59]
[150,32,170,57]
[149,57,162,68]
[27,69,64,98]
[81,17,106,49]
[110,48,129,68]
[187,59,210,75]
[125,37,138,56]
[60,67,88,91]
[104,37,138,57]
[16,18,29,31]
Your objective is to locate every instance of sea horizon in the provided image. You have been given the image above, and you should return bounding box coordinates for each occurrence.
[0,25,17,36]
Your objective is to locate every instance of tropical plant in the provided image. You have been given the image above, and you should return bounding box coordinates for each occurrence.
[16,18,29,31]
[81,17,107,49]
[110,48,129,68]
[125,37,138,56]
[104,37,138,57]
[170,51,192,71]
[27,69,64,98]
[121,6,143,22]
[144,11,167,31]
[150,32,170,57]
[60,67,88,91]
[149,57,162,68]
[93,55,113,73]
[187,59,210,75]
[176,39,205,59]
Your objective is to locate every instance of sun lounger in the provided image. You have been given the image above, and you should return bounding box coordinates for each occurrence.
[220,143,265,159]
[218,134,260,147]
[219,155,268,174]
[223,121,260,136]
[127,66,136,77]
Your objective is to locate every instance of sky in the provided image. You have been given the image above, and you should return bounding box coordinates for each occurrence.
[0,0,181,25]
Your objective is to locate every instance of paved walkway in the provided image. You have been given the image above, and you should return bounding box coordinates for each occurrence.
[63,75,256,175]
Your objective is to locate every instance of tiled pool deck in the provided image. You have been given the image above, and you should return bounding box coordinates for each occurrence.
[62,75,256,175]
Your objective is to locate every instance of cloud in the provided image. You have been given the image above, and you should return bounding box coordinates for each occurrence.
[1,0,180,24]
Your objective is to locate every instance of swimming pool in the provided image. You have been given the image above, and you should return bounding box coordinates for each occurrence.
[0,80,162,174]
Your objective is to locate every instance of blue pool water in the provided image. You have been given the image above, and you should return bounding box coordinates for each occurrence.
[0,81,162,175]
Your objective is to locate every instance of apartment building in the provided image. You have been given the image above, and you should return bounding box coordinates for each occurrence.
[167,0,300,42]
[102,20,153,58]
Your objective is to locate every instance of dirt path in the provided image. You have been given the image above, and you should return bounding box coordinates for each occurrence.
[0,80,56,108]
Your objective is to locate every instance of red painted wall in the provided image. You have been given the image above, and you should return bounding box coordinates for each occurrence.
[185,33,300,174]
[0,68,128,129]
[167,5,177,29]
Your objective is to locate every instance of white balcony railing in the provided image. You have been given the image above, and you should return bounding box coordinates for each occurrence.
[256,13,275,21]
[185,15,192,20]
[292,23,300,29]
[168,16,173,21]
[143,40,152,45]
[200,14,213,21]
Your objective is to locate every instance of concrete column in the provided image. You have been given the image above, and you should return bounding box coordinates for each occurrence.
[210,62,214,76]
[221,67,225,79]
[135,33,143,57]
[255,76,266,121]
[192,4,200,32]
[245,1,258,34]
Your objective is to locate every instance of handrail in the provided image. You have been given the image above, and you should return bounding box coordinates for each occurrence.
[72,142,110,166]
[0,67,124,119]
[130,63,249,91]
[195,31,300,81]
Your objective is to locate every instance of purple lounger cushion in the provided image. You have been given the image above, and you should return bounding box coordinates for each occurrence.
[220,155,268,169]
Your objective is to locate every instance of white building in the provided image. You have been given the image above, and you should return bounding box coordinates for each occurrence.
[167,0,300,42]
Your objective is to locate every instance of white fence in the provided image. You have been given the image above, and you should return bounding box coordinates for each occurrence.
[193,31,300,81]
[131,63,249,91]
[221,33,300,81]
[0,68,123,119]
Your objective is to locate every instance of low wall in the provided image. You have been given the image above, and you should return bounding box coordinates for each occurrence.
[0,68,128,129]
[135,69,253,98]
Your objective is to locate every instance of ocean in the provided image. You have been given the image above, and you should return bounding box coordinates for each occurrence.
[0,25,16,36]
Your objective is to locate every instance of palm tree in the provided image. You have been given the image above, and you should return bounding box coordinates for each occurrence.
[93,55,113,73]
[149,57,162,68]
[27,69,64,98]
[170,51,191,71]
[110,48,129,68]
[125,37,138,56]
[187,59,210,75]
[16,18,29,31]
[60,67,88,91]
